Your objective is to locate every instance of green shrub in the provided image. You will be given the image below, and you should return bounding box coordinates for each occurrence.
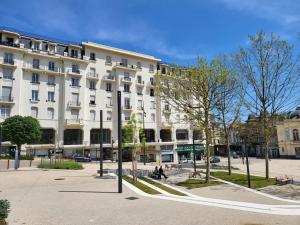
[37,161,83,170]
[0,155,34,160]
[0,200,10,220]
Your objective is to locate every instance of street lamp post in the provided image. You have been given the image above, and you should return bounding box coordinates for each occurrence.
[117,91,122,193]
[142,106,147,165]
[99,110,103,177]
[192,132,196,172]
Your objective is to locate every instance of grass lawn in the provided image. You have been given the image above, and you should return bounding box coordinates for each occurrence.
[197,164,239,170]
[210,171,276,189]
[37,161,83,170]
[176,179,222,189]
[139,177,187,196]
[123,176,160,195]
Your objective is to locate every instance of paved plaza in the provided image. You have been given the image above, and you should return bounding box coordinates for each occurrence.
[0,162,300,225]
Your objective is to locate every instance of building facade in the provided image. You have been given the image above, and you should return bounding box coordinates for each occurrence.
[276,108,300,159]
[0,28,204,163]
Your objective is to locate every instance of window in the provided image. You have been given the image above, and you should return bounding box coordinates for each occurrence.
[150,101,155,109]
[151,113,155,122]
[72,64,79,73]
[71,49,78,58]
[48,91,55,102]
[2,68,13,79]
[2,87,12,101]
[293,129,299,141]
[90,110,96,120]
[124,112,131,121]
[150,89,155,96]
[33,59,39,69]
[124,84,130,93]
[149,64,154,72]
[90,129,111,144]
[138,100,143,109]
[31,90,39,101]
[0,106,10,119]
[90,95,96,105]
[31,73,39,84]
[106,83,112,92]
[107,111,112,121]
[176,114,180,122]
[47,108,54,119]
[106,56,112,64]
[90,68,96,77]
[150,77,155,85]
[48,61,55,71]
[107,97,112,107]
[121,58,128,67]
[137,88,143,95]
[89,81,96,90]
[48,75,55,85]
[193,130,201,140]
[124,98,131,108]
[33,42,40,50]
[176,129,189,140]
[137,61,141,69]
[71,109,79,119]
[4,53,13,64]
[31,107,38,118]
[137,113,143,121]
[71,78,80,87]
[137,75,142,84]
[71,93,79,104]
[90,52,95,60]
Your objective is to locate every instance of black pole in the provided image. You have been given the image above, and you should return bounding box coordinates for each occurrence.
[0,125,2,155]
[100,110,103,177]
[192,133,196,172]
[117,91,122,193]
[245,140,251,188]
[142,107,146,165]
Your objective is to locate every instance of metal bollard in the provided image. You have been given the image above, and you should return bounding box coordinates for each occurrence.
[30,159,32,167]
[7,159,9,170]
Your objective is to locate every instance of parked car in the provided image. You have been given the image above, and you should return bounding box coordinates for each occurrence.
[179,158,193,164]
[210,156,220,163]
[73,154,91,162]
[232,151,239,159]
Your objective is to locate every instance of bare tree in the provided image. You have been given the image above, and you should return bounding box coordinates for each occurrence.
[156,57,224,183]
[234,32,300,179]
[215,55,243,175]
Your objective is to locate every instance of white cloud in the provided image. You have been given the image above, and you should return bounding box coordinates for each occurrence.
[217,0,300,25]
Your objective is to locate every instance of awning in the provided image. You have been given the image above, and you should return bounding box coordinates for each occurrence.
[176,144,205,152]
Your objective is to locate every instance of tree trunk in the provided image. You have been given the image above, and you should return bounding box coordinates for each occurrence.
[226,135,231,175]
[264,141,269,180]
[205,125,210,183]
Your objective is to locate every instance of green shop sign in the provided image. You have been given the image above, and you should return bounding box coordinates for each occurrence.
[176,144,205,152]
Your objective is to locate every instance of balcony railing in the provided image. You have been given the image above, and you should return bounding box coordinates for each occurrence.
[67,101,81,108]
[3,59,15,65]
[23,63,63,73]
[163,108,171,113]
[0,96,13,102]
[65,119,83,126]
[0,41,20,48]
[106,103,113,108]
[86,72,99,79]
[113,62,137,71]
[103,75,115,81]
[136,80,144,85]
[48,66,61,73]
[123,105,132,110]
[121,77,132,83]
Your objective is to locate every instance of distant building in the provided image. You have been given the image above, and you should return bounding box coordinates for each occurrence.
[276,107,300,159]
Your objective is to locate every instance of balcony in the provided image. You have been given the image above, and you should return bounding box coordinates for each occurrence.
[123,105,133,111]
[136,80,145,87]
[102,75,116,82]
[137,92,143,96]
[67,69,83,77]
[0,41,20,48]
[121,77,132,83]
[67,101,81,108]
[113,62,137,72]
[0,59,17,68]
[86,72,99,80]
[161,120,173,128]
[64,119,84,128]
[47,66,63,74]
[106,103,113,108]
[0,96,14,104]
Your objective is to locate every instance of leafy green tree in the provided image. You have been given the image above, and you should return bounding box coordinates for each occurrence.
[156,57,226,183]
[1,116,41,156]
[123,113,145,182]
[234,32,299,179]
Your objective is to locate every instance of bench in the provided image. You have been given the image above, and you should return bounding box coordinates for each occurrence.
[276,177,293,185]
[189,171,202,178]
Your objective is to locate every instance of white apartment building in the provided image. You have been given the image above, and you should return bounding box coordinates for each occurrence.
[0,28,204,163]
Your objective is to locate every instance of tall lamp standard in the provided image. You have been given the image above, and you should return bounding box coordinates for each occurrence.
[111,138,115,161]
[142,105,147,165]
[0,124,2,155]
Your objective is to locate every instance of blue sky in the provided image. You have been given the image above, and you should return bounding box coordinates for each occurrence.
[0,0,299,65]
